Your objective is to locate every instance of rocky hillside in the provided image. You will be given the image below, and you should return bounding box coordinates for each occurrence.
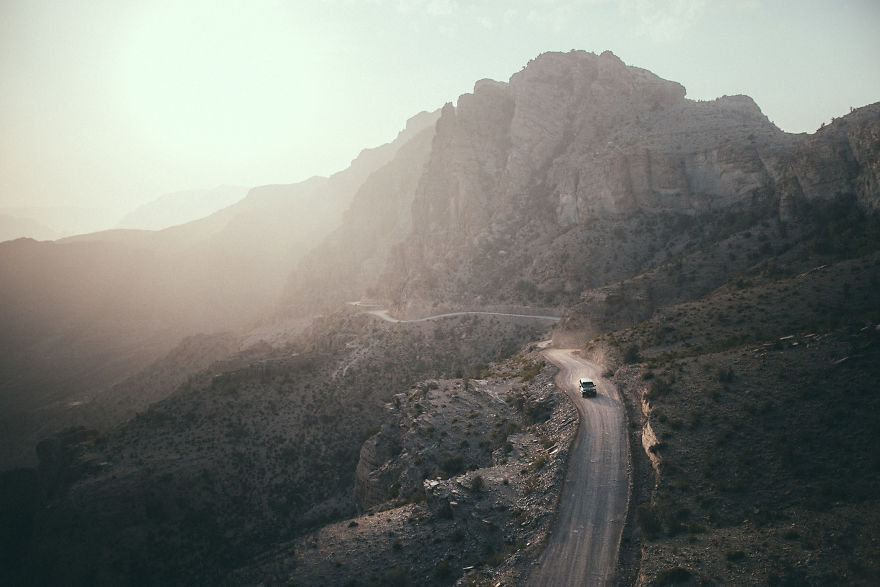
[604,265,879,584]
[230,350,577,587]
[0,310,552,586]
[552,169,880,584]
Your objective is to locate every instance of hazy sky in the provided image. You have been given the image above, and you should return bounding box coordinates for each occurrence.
[1,0,878,219]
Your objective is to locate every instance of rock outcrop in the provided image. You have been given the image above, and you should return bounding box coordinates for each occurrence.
[354,421,403,512]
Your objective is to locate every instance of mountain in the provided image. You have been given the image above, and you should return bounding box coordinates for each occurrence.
[0,206,121,239]
[377,51,804,311]
[0,213,58,243]
[0,110,439,469]
[1,50,879,585]
[116,185,250,231]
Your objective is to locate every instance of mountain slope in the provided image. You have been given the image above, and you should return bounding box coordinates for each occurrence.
[591,247,880,585]
[549,104,880,585]
[282,110,439,314]
[0,112,438,469]
[115,185,250,231]
[1,310,550,586]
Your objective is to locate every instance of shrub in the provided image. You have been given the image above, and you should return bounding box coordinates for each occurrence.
[439,455,465,477]
[653,567,693,586]
[519,360,543,383]
[510,393,552,424]
[524,454,549,473]
[434,559,452,579]
[635,504,662,538]
[486,551,507,567]
[405,489,427,505]
[471,474,484,492]
[623,344,641,364]
[648,442,666,454]
[645,378,671,401]
[381,567,408,586]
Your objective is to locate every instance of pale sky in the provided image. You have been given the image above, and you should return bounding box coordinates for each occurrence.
[1,0,878,221]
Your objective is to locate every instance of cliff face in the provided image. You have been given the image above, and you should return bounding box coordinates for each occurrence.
[379,51,803,309]
[353,424,401,511]
[780,102,880,218]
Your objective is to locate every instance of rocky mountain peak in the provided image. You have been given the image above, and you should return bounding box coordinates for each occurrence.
[418,50,771,236]
[381,50,802,309]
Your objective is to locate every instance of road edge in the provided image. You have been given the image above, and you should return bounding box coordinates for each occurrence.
[586,350,655,586]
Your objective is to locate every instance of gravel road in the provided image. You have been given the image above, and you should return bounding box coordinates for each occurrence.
[367,309,561,323]
[529,348,629,586]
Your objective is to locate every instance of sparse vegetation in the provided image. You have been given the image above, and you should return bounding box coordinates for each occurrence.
[603,244,880,583]
[1,311,548,586]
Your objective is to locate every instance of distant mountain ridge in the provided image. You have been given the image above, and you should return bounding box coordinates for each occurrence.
[0,206,116,242]
[0,213,58,243]
[115,185,250,231]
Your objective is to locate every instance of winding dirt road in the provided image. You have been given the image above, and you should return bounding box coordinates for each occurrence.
[360,306,627,584]
[529,349,629,586]
[366,309,561,323]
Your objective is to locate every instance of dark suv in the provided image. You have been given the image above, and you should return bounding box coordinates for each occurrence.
[579,378,597,398]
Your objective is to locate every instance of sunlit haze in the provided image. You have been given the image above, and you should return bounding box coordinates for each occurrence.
[1,0,878,232]
[3,3,880,582]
